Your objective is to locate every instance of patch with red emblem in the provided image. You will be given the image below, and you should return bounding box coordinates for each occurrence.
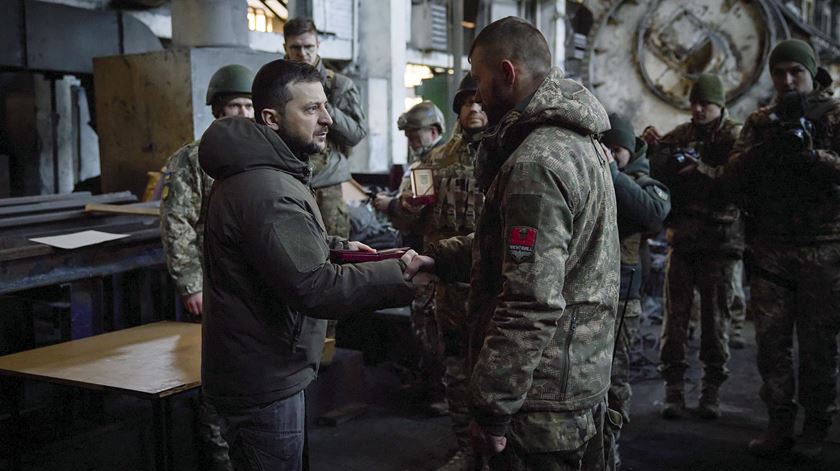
[508,226,537,263]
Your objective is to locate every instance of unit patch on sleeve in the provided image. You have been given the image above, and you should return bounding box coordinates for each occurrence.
[508,226,537,263]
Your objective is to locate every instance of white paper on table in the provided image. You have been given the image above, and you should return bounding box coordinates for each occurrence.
[29,230,130,250]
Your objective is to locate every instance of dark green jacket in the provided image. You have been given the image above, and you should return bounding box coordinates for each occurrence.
[199,117,414,409]
[611,137,670,298]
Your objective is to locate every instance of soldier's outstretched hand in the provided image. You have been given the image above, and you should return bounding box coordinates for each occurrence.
[403,253,435,280]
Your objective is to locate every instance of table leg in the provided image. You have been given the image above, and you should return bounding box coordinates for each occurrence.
[152,398,173,471]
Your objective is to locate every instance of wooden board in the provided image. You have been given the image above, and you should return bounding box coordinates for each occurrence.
[85,202,160,217]
[341,179,371,203]
[0,321,200,399]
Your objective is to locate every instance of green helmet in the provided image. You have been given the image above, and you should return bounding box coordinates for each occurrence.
[205,64,254,105]
[398,101,445,134]
[452,72,478,113]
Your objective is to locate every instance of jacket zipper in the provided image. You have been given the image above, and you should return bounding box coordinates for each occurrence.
[291,313,304,353]
[559,312,578,400]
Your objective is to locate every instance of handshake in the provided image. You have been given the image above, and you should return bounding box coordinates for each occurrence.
[399,250,438,285]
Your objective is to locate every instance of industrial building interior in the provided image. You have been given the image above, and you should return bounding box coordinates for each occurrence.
[1,0,840,470]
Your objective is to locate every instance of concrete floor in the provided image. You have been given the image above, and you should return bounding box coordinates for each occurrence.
[310,320,840,471]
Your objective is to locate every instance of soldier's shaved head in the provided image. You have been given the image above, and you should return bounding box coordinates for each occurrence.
[467,17,552,124]
[469,17,551,81]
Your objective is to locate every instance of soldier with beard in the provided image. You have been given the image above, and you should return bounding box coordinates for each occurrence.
[407,17,619,470]
[389,74,489,471]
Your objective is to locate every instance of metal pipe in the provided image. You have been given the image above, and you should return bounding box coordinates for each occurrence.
[171,0,249,48]
[451,0,464,124]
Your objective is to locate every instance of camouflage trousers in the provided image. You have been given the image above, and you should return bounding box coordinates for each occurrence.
[315,183,350,338]
[488,401,610,471]
[689,260,746,338]
[314,183,350,239]
[659,250,734,389]
[608,299,641,422]
[411,282,445,401]
[751,241,840,436]
[435,282,472,449]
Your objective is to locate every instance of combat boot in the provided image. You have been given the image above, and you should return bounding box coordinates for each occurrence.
[728,331,745,349]
[660,385,685,419]
[791,420,828,463]
[748,428,794,458]
[696,386,721,420]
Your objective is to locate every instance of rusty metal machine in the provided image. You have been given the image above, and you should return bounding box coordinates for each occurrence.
[575,0,840,132]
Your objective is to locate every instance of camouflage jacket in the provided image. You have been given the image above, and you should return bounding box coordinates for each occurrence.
[160,140,213,295]
[309,58,367,189]
[389,127,484,249]
[612,137,670,299]
[722,87,840,243]
[652,113,744,255]
[427,68,620,435]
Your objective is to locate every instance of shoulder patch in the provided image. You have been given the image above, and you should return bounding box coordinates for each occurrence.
[508,226,537,263]
[652,185,669,201]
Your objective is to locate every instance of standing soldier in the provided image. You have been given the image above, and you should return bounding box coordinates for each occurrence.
[160,63,254,471]
[388,75,488,470]
[283,17,367,239]
[721,40,840,462]
[374,101,448,415]
[407,17,619,470]
[601,114,670,468]
[651,73,744,420]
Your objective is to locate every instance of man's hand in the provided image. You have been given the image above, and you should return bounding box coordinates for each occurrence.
[182,292,203,316]
[469,420,507,457]
[403,254,435,280]
[347,240,376,252]
[374,193,394,212]
[642,125,662,146]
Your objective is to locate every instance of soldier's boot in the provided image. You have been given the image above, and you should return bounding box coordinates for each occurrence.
[696,386,721,420]
[791,420,828,463]
[660,385,685,419]
[434,448,476,471]
[728,331,745,349]
[748,420,794,459]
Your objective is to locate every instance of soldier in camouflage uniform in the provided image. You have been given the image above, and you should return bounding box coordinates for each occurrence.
[284,17,367,239]
[718,40,840,462]
[375,101,447,414]
[408,17,619,470]
[160,64,254,471]
[651,74,744,420]
[386,75,488,470]
[601,114,671,469]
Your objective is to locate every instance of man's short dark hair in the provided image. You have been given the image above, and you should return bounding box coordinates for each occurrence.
[469,17,551,78]
[252,59,322,124]
[284,17,318,39]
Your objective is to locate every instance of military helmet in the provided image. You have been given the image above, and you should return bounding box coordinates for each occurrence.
[205,64,254,105]
[452,72,478,113]
[398,101,445,133]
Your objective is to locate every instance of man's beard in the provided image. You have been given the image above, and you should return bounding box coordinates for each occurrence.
[276,128,323,158]
[483,78,513,126]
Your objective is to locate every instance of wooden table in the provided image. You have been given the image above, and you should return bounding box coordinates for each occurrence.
[0,321,201,471]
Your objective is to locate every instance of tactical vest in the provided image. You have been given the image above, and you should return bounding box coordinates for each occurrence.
[429,137,484,236]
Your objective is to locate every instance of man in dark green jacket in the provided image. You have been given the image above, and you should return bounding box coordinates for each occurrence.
[200,60,416,471]
[601,113,670,468]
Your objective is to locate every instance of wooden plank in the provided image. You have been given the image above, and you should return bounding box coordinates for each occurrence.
[0,321,201,399]
[85,202,160,217]
[316,402,368,426]
[0,192,137,218]
[0,192,92,207]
